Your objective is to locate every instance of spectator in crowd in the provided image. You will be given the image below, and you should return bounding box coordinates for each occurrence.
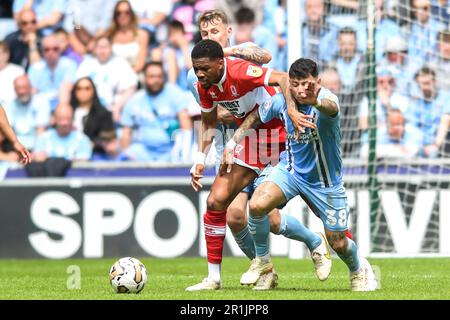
[108,1,149,74]
[408,66,450,158]
[63,0,116,55]
[232,7,278,68]
[75,35,138,123]
[356,0,402,61]
[91,129,129,161]
[120,62,192,162]
[171,0,215,43]
[54,27,82,65]
[153,20,193,90]
[32,104,93,162]
[359,67,409,146]
[4,9,41,70]
[28,34,77,110]
[405,0,444,64]
[69,77,114,153]
[13,0,65,35]
[127,0,173,48]
[328,0,358,15]
[216,0,264,26]
[2,75,50,153]
[431,0,449,26]
[360,109,424,159]
[429,30,450,91]
[379,35,418,96]
[0,41,25,104]
[302,0,339,64]
[321,67,362,157]
[327,27,365,94]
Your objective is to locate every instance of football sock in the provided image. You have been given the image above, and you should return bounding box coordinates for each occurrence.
[336,238,361,273]
[207,262,221,283]
[278,213,322,252]
[204,209,227,268]
[248,214,270,257]
[232,226,256,260]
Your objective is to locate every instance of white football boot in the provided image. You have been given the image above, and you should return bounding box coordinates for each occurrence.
[310,233,332,281]
[253,269,279,291]
[240,257,274,286]
[350,258,379,292]
[185,278,222,291]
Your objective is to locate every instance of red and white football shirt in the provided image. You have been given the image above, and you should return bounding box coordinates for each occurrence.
[197,58,286,171]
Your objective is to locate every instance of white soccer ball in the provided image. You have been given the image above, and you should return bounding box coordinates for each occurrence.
[109,257,148,294]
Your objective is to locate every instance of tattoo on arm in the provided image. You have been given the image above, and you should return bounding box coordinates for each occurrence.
[316,99,339,117]
[231,109,262,144]
[232,44,272,65]
[278,76,297,114]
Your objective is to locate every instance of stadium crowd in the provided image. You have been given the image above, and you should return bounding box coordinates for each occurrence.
[0,0,449,169]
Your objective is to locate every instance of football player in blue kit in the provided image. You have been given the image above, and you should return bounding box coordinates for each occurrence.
[223,58,379,291]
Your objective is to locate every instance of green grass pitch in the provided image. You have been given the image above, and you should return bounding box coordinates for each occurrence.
[0,257,449,300]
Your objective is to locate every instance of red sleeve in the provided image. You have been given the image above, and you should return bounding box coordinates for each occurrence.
[198,85,215,113]
[229,58,273,91]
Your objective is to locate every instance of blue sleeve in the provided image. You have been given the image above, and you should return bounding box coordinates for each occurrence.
[62,59,77,83]
[258,93,284,123]
[170,85,189,113]
[121,96,137,128]
[27,65,40,89]
[187,68,200,104]
[76,135,93,160]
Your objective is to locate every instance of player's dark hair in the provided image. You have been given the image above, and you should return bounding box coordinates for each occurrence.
[289,58,319,79]
[191,39,224,60]
[235,7,255,24]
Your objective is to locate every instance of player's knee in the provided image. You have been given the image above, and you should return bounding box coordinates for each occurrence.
[226,206,247,232]
[268,210,281,234]
[249,199,267,217]
[206,192,227,211]
[326,231,347,254]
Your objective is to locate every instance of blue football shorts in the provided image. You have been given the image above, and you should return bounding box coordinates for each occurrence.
[263,161,349,232]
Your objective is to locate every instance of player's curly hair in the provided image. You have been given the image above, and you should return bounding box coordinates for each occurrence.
[191,39,224,60]
[289,58,319,79]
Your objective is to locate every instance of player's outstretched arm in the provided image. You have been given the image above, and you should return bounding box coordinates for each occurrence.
[219,108,262,175]
[267,71,317,135]
[223,43,272,65]
[0,105,31,165]
[190,109,218,191]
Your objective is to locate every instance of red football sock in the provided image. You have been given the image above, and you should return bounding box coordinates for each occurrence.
[204,209,227,264]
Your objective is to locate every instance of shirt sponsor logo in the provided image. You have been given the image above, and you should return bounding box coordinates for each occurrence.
[220,101,246,118]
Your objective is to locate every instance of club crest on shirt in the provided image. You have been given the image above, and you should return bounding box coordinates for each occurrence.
[246,65,263,77]
[209,91,217,99]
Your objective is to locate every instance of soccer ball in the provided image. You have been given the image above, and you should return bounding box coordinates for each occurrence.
[109,257,148,293]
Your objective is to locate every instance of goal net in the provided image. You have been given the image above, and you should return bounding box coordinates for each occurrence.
[289,0,450,257]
